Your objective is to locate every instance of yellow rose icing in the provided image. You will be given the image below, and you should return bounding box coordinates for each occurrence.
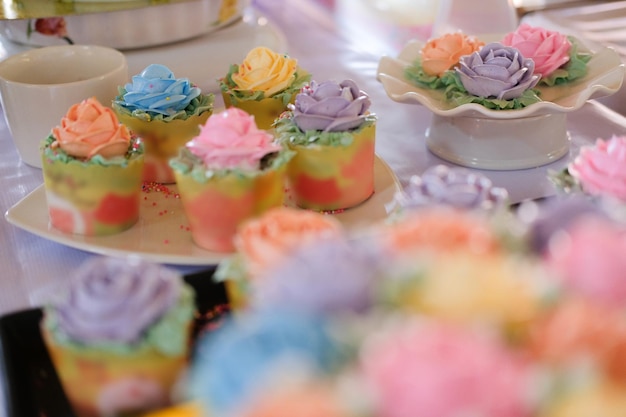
[231,47,298,97]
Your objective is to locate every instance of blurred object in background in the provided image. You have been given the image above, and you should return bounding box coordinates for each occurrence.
[335,0,441,54]
[432,0,518,36]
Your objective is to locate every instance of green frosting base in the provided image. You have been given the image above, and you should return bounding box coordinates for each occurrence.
[112,88,214,122]
[40,134,144,167]
[405,59,542,110]
[218,64,312,106]
[43,283,196,357]
[274,113,377,147]
[169,146,295,183]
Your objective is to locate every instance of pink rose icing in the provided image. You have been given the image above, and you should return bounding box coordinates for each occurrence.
[360,319,533,417]
[51,97,131,160]
[502,23,571,78]
[545,216,626,308]
[185,108,282,170]
[568,135,626,201]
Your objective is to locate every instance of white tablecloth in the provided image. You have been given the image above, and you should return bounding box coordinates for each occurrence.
[1,0,626,415]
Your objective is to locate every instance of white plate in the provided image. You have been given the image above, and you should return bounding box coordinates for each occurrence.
[4,156,401,266]
[0,9,287,94]
[376,36,625,119]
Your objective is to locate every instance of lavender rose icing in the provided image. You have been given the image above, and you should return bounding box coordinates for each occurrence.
[291,79,371,132]
[51,257,183,345]
[456,43,539,100]
[251,236,383,314]
[389,165,509,213]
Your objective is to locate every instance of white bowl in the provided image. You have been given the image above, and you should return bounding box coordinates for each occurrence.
[0,0,244,50]
[376,36,624,170]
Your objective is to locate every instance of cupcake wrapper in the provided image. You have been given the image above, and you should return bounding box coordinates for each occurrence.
[287,123,376,211]
[41,155,144,236]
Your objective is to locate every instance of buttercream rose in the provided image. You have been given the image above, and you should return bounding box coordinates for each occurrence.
[51,97,131,160]
[290,79,371,132]
[502,23,571,78]
[116,64,202,116]
[421,33,484,77]
[51,257,182,344]
[233,207,344,279]
[545,216,626,308]
[185,108,282,171]
[456,42,540,100]
[360,319,533,417]
[568,135,626,201]
[231,47,298,97]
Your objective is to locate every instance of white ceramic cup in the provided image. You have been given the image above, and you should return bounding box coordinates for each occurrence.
[0,45,128,168]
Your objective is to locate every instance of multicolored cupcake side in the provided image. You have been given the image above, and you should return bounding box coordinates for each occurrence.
[112,64,214,184]
[275,79,377,211]
[40,97,144,236]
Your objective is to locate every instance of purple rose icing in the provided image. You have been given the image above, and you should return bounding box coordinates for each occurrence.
[251,236,382,315]
[456,42,540,100]
[53,257,182,344]
[291,79,371,132]
[391,165,509,212]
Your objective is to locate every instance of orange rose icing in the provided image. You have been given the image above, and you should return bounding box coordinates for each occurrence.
[234,207,343,278]
[52,97,131,160]
[421,33,484,77]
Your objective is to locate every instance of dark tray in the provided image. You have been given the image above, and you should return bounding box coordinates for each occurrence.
[0,267,228,417]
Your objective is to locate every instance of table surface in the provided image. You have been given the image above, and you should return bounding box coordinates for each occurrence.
[1,2,626,412]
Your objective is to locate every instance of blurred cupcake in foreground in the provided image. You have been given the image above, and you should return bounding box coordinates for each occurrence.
[188,311,345,417]
[359,317,537,417]
[387,164,509,216]
[275,79,376,211]
[40,256,196,417]
[40,97,144,236]
[214,207,345,309]
[219,46,310,129]
[113,64,214,183]
[169,107,293,253]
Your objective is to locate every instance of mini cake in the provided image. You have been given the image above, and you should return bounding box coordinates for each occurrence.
[113,64,214,184]
[219,46,310,129]
[40,97,144,236]
[169,107,294,253]
[40,256,196,417]
[275,79,376,211]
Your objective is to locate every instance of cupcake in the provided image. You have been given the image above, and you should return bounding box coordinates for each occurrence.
[40,256,196,417]
[275,79,377,211]
[219,46,310,129]
[113,64,214,184]
[40,97,144,236]
[169,107,294,253]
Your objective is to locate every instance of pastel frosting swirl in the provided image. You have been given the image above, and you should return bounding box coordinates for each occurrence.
[115,64,203,117]
[51,257,182,345]
[185,107,283,171]
[457,42,540,100]
[568,135,626,202]
[51,97,131,160]
[291,79,371,132]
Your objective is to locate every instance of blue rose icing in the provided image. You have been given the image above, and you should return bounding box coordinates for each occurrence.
[114,64,212,120]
